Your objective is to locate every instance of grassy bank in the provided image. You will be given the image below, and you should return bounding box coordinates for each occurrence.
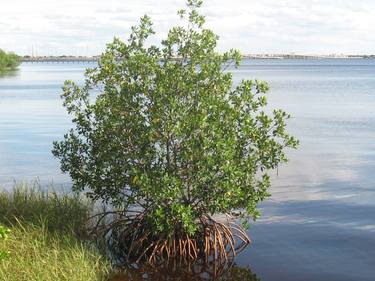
[0,184,91,235]
[0,185,111,281]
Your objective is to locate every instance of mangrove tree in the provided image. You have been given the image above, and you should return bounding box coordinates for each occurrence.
[53,0,298,263]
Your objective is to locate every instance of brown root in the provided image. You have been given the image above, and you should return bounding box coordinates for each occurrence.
[89,211,250,265]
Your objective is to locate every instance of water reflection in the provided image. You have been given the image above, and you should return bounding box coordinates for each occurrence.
[108,261,260,281]
[0,69,18,78]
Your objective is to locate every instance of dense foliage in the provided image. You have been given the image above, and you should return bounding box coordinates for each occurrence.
[53,0,298,259]
[0,49,20,72]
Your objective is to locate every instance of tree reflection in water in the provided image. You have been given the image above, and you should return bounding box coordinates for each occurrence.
[0,69,18,78]
[108,259,260,281]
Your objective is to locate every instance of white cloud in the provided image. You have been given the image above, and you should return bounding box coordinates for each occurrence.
[0,0,374,55]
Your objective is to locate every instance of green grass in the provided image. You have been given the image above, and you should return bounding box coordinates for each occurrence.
[0,223,110,281]
[0,185,112,281]
[0,183,92,236]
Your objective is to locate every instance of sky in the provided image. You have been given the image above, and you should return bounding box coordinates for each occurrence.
[1,0,375,56]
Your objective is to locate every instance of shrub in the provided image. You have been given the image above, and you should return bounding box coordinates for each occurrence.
[0,49,20,72]
[53,0,298,262]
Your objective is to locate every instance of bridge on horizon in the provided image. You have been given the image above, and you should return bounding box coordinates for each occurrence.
[21,56,99,63]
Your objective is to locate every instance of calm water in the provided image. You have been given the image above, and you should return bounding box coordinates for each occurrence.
[1,59,375,280]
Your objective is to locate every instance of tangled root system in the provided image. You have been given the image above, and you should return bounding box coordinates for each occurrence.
[89,211,250,265]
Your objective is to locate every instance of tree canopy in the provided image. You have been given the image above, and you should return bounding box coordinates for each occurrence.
[0,49,20,72]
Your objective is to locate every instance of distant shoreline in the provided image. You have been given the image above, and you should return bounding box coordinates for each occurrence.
[21,54,375,63]
[244,54,375,59]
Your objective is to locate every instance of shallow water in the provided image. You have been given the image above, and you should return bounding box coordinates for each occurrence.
[1,59,375,280]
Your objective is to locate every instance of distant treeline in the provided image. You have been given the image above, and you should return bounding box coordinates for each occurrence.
[0,49,20,71]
